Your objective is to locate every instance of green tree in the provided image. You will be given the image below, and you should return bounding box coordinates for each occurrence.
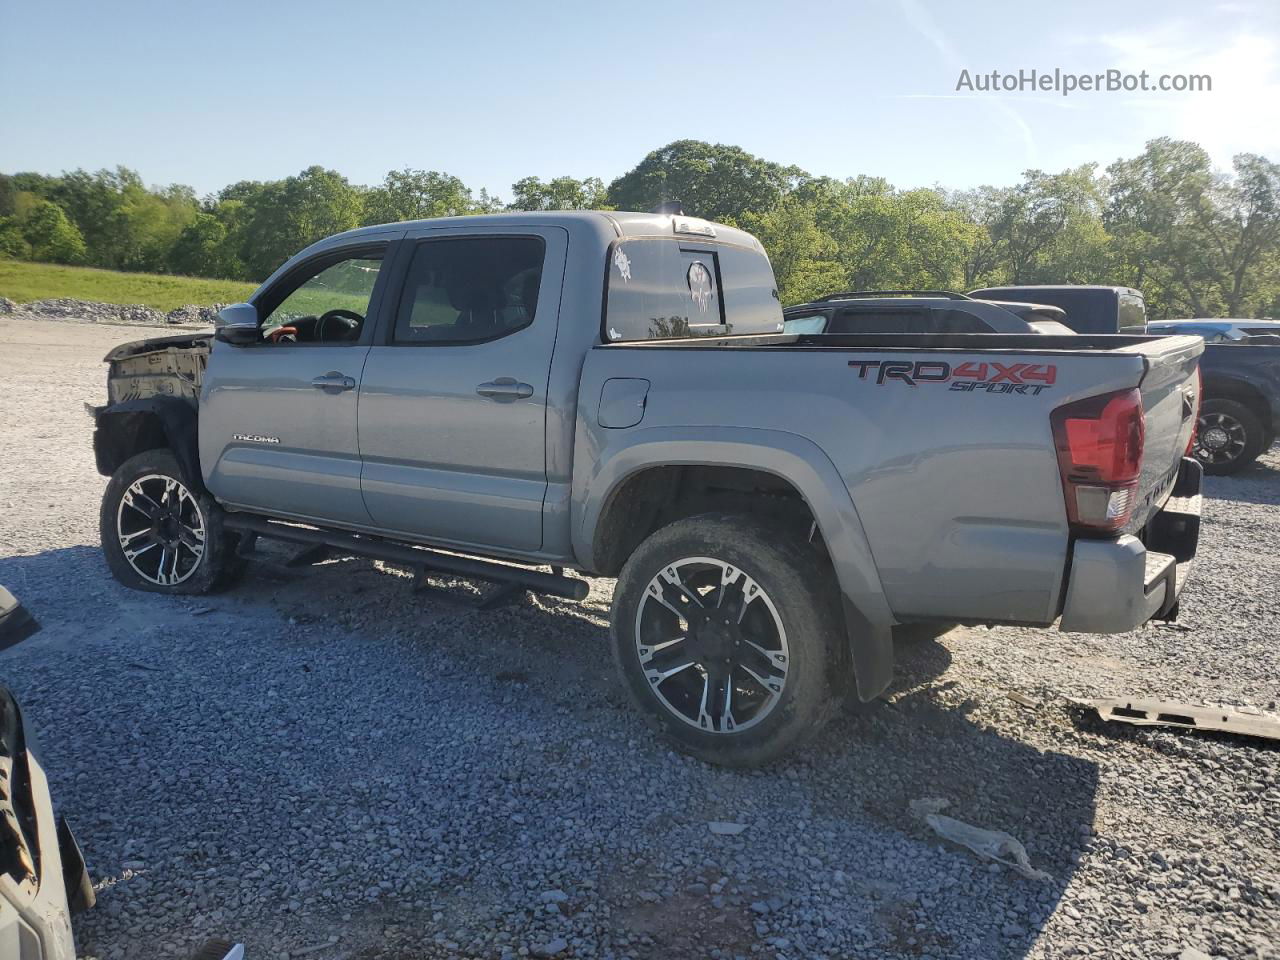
[20,199,86,263]
[607,140,805,224]
[169,211,244,278]
[984,165,1109,285]
[508,175,609,211]
[362,169,494,225]
[0,216,30,259]
[240,166,365,279]
[1107,139,1280,317]
[740,196,842,304]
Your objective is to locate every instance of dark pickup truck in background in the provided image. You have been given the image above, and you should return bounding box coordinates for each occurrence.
[1193,342,1280,473]
[969,285,1148,334]
[969,285,1279,474]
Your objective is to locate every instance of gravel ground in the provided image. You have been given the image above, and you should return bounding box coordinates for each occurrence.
[0,315,1276,960]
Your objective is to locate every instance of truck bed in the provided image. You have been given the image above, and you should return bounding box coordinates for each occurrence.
[580,331,1202,627]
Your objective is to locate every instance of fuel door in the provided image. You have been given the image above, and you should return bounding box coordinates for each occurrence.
[598,378,650,429]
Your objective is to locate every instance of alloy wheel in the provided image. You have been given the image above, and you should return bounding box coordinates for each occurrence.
[115,474,206,586]
[634,557,790,734]
[1195,411,1248,466]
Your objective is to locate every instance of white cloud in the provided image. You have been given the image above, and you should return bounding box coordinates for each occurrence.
[894,0,1039,165]
[1098,21,1280,166]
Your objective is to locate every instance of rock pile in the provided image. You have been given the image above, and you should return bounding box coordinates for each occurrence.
[0,296,222,326]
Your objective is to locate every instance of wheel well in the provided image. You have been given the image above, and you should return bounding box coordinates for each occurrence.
[93,410,168,476]
[1203,380,1272,432]
[591,465,819,576]
[92,399,203,491]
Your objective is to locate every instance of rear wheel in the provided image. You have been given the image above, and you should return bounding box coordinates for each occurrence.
[610,513,845,767]
[100,449,237,595]
[1194,398,1266,475]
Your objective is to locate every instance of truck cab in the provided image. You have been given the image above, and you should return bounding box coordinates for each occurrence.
[968,284,1148,334]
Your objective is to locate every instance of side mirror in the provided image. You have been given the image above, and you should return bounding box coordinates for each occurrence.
[214,302,261,345]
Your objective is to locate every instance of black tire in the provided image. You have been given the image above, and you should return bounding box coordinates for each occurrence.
[610,513,846,767]
[1195,398,1266,475]
[100,449,237,595]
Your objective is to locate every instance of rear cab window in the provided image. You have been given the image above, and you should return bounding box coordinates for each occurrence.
[1118,290,1147,333]
[604,238,783,342]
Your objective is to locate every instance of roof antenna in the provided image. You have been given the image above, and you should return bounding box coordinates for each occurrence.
[651,201,685,216]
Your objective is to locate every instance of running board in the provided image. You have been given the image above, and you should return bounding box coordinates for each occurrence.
[222,514,590,602]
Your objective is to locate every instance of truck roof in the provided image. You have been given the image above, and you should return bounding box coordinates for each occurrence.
[970,284,1141,296]
[324,210,766,251]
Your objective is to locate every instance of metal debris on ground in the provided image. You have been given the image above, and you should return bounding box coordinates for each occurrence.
[1007,691,1039,708]
[1085,698,1280,742]
[708,821,748,836]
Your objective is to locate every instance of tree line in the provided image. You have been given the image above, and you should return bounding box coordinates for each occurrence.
[2,137,1278,319]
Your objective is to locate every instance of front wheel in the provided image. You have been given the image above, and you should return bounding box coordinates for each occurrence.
[100,449,238,594]
[610,513,845,767]
[1194,398,1266,475]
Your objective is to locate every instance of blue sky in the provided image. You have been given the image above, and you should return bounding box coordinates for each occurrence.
[3,0,1277,199]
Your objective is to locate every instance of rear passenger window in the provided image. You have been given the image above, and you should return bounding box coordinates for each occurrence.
[933,310,994,333]
[394,236,545,344]
[604,238,783,342]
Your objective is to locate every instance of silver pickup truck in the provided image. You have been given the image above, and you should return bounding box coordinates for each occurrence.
[89,211,1204,766]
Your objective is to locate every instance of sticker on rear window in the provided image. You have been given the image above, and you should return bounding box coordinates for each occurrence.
[687,261,714,313]
[613,248,632,283]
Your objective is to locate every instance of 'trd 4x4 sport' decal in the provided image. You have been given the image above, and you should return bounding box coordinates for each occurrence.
[848,359,1057,395]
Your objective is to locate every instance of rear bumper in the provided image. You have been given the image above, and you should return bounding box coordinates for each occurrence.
[1059,458,1202,634]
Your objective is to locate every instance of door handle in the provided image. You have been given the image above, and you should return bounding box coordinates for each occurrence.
[476,377,534,401]
[311,372,356,392]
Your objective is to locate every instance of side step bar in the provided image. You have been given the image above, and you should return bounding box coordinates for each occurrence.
[222,514,590,602]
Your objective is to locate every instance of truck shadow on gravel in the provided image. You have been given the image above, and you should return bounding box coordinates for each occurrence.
[1,545,1098,959]
[1201,451,1280,506]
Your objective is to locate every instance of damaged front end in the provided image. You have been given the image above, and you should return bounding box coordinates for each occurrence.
[101,334,212,407]
[87,335,212,488]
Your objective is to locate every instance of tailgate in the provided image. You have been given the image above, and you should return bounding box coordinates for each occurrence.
[1124,335,1203,531]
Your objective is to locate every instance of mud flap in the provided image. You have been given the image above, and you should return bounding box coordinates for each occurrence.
[842,595,894,701]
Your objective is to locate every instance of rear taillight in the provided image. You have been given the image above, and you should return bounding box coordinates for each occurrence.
[1051,388,1145,533]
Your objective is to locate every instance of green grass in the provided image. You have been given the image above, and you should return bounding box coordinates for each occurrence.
[0,260,258,312]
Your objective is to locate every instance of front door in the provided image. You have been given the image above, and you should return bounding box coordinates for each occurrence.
[357,227,567,552]
[200,242,392,526]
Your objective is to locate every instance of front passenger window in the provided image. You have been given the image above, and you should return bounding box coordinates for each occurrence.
[260,254,383,345]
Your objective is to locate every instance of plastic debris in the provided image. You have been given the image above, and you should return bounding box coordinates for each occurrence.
[1085,698,1280,742]
[912,801,1052,882]
[908,797,951,818]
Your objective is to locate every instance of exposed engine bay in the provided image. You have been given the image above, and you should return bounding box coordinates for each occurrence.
[103,334,212,407]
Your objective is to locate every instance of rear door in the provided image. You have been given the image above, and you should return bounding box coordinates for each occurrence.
[357,226,568,552]
[199,242,394,525]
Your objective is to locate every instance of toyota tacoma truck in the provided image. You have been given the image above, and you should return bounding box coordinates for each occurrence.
[88,211,1204,766]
